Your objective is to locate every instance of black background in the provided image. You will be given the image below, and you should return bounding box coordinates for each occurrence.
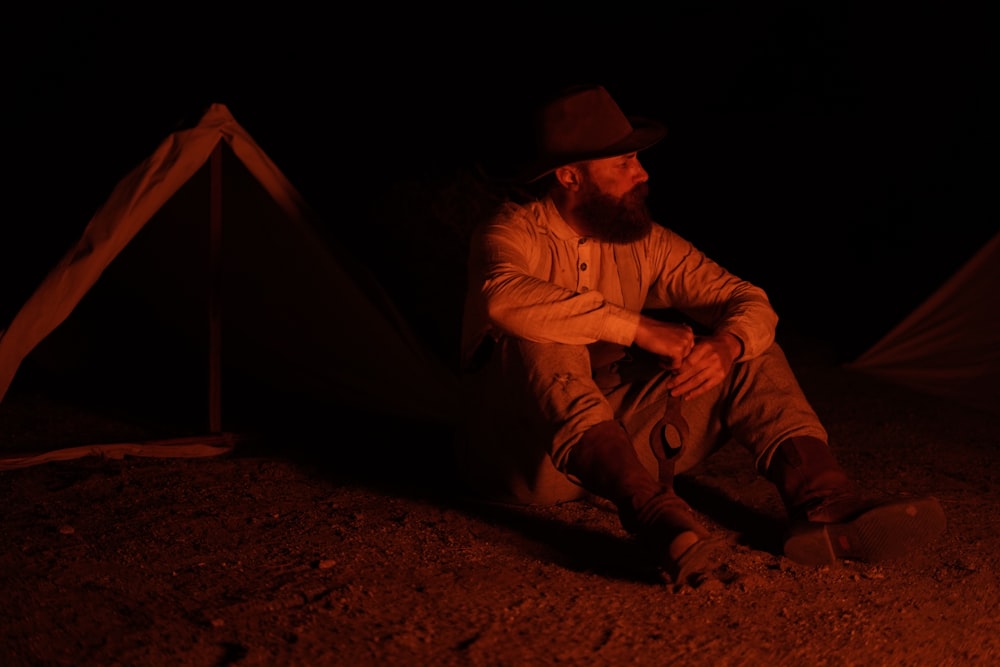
[6,2,996,361]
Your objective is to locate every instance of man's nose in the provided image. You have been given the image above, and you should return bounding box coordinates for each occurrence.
[631,157,649,182]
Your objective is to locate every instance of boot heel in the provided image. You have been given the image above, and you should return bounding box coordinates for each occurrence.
[783,522,838,566]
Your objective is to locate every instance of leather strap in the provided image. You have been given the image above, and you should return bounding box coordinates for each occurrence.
[650,394,687,485]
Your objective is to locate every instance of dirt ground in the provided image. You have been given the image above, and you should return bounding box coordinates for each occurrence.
[1,330,998,667]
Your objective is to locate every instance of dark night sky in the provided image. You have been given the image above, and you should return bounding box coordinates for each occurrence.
[6,2,997,360]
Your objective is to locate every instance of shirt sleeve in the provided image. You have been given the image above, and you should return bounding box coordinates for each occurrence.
[467,210,640,349]
[643,227,778,360]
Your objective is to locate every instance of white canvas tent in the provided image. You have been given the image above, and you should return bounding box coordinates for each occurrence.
[0,103,460,468]
[845,230,1000,416]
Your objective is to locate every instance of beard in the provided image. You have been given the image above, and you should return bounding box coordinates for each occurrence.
[572,179,654,243]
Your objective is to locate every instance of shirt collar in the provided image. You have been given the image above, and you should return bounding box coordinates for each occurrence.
[540,196,583,241]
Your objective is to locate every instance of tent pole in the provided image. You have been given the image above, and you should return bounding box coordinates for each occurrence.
[208,144,223,433]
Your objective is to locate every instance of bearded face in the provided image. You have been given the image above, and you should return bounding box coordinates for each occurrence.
[571,171,654,243]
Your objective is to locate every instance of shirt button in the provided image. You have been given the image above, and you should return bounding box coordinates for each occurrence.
[581,286,590,292]
[580,263,588,271]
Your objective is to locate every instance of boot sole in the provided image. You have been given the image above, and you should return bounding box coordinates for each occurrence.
[784,496,947,566]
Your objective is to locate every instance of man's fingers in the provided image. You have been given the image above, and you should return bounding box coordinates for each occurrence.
[659,358,683,372]
[668,366,718,400]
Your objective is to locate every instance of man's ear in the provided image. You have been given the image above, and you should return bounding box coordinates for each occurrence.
[554,165,581,190]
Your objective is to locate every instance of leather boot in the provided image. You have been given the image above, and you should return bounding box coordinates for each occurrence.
[566,420,723,589]
[767,437,946,565]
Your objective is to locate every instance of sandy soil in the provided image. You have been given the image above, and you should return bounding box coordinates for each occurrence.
[1,330,998,667]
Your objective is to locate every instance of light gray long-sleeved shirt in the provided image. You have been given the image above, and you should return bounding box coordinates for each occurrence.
[461,196,779,369]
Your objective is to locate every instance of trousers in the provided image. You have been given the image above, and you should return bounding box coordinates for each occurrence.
[455,336,828,505]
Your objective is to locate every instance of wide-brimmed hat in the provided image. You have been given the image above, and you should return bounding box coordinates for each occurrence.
[517,84,667,183]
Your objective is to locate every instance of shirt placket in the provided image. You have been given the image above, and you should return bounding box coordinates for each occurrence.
[577,237,592,293]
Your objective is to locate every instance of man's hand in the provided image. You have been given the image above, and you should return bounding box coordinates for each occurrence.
[663,333,743,400]
[633,315,696,370]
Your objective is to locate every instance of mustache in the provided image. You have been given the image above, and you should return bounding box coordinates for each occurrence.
[625,182,649,202]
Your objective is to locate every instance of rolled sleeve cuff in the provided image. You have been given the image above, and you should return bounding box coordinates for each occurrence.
[718,322,775,361]
[598,303,641,347]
